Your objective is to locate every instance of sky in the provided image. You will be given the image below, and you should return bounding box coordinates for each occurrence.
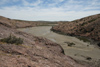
[0,0,100,21]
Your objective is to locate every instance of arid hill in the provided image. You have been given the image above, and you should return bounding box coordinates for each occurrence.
[0,16,57,28]
[0,16,88,67]
[51,14,100,41]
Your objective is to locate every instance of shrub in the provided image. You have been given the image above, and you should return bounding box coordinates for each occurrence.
[67,42,75,47]
[97,43,100,47]
[86,57,92,60]
[68,43,75,46]
[81,22,87,26]
[88,19,96,23]
[0,35,23,45]
[77,37,90,42]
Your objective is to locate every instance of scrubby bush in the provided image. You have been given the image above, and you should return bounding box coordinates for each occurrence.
[68,42,75,46]
[77,37,90,42]
[97,43,100,47]
[0,35,23,45]
[64,42,75,47]
[66,42,75,47]
[86,57,92,60]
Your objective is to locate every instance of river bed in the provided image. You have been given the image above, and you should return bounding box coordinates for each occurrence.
[18,26,100,63]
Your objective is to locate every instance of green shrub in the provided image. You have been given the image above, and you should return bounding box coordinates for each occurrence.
[68,42,75,46]
[86,57,92,60]
[77,37,90,42]
[88,19,96,23]
[66,42,75,47]
[64,42,75,47]
[0,35,23,45]
[81,22,87,26]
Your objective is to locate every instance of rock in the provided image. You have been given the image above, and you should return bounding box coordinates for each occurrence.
[0,16,87,67]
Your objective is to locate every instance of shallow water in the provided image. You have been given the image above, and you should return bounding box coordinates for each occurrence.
[18,26,100,62]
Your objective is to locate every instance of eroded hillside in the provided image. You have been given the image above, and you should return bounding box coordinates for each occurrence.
[0,16,57,28]
[0,16,87,67]
[51,14,100,41]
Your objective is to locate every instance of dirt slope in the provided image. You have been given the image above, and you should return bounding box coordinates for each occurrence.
[51,14,100,41]
[0,16,87,67]
[0,16,57,28]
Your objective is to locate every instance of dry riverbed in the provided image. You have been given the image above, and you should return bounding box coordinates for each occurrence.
[18,26,100,65]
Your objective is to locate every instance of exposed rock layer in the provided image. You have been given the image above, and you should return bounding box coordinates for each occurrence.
[0,16,87,67]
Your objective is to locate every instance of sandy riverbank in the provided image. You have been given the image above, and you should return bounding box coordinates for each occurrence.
[18,26,100,65]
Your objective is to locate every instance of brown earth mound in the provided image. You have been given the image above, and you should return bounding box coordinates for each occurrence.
[0,16,57,28]
[51,14,100,41]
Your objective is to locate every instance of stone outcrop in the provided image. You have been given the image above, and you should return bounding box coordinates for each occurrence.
[0,16,87,67]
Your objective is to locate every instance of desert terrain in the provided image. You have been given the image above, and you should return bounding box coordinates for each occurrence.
[18,26,100,66]
[0,14,100,67]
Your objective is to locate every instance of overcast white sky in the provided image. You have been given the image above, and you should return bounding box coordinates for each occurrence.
[0,0,100,21]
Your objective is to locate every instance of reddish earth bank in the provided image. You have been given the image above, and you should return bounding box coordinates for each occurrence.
[51,14,100,42]
[0,16,88,67]
[0,16,57,28]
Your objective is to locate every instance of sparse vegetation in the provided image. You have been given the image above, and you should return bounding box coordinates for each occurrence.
[88,19,96,23]
[86,57,92,61]
[68,42,75,46]
[65,42,75,47]
[77,37,90,42]
[97,43,100,47]
[81,22,87,26]
[0,35,23,45]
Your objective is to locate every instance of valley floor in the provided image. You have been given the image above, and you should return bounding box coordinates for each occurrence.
[18,26,100,65]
